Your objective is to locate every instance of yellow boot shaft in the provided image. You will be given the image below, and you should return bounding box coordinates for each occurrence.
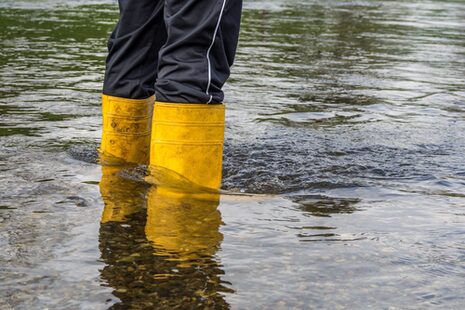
[149,102,225,189]
[100,94,154,165]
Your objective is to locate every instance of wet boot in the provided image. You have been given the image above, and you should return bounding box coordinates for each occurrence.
[99,94,154,165]
[147,102,225,189]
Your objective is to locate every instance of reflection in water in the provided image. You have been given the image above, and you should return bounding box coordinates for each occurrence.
[98,166,231,309]
[99,165,148,223]
[146,187,223,264]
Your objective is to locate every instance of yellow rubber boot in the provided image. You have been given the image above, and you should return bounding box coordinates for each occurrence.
[145,186,222,266]
[100,94,154,165]
[148,102,225,189]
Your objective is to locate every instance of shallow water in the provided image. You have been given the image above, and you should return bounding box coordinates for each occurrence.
[1,0,465,308]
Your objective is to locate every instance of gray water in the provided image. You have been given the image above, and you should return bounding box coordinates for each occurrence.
[1,0,465,308]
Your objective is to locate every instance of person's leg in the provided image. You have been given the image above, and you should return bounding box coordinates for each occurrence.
[148,0,242,189]
[100,0,166,165]
[103,0,166,99]
[155,0,243,104]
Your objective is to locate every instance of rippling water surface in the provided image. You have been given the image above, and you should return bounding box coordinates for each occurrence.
[1,0,465,308]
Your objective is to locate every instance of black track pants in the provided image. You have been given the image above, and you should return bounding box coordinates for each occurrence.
[102,0,242,104]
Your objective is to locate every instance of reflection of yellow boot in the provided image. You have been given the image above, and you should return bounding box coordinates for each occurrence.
[100,94,154,165]
[148,102,225,189]
[145,186,222,266]
[99,165,147,223]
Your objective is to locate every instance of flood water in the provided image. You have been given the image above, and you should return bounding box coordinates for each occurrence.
[1,0,465,308]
